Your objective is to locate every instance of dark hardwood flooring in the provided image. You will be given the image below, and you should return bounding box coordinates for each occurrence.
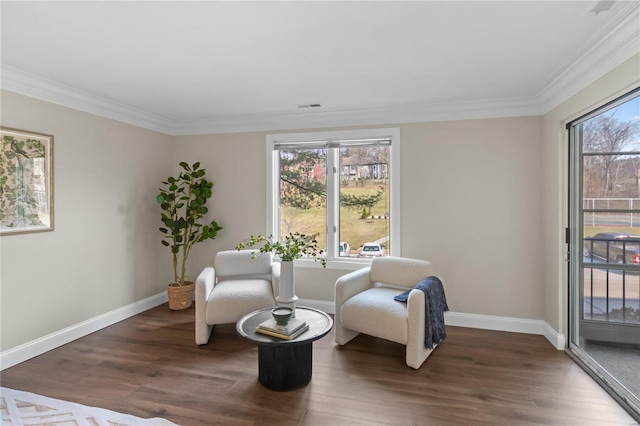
[1,304,637,425]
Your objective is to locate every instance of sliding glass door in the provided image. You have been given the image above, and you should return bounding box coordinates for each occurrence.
[568,89,640,420]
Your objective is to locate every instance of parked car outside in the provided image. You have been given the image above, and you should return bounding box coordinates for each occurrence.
[320,241,351,258]
[339,241,351,257]
[358,242,384,258]
[583,232,640,264]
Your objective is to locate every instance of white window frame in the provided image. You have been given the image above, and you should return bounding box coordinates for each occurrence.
[266,127,401,269]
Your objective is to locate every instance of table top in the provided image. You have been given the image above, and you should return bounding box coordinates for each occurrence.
[236,306,333,346]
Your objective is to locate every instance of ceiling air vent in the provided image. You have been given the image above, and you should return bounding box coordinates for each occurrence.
[585,0,616,15]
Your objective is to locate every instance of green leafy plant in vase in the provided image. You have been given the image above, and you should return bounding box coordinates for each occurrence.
[157,161,222,310]
[237,232,325,314]
[236,232,326,265]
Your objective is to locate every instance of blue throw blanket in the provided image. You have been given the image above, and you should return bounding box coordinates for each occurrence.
[394,276,449,349]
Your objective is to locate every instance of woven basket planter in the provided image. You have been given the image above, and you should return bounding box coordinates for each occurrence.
[167,281,195,310]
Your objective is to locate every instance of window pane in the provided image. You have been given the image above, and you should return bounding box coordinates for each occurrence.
[270,128,398,261]
[339,146,390,258]
[581,100,640,154]
[278,148,327,250]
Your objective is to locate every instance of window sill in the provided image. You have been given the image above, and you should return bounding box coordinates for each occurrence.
[291,258,371,271]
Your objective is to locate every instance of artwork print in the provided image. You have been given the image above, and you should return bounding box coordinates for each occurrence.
[0,127,54,235]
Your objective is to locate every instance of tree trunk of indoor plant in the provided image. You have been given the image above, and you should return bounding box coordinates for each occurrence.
[167,281,195,310]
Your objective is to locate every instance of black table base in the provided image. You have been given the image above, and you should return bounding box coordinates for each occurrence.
[237,307,332,392]
[258,342,312,391]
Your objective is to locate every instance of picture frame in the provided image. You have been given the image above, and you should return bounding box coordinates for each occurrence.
[0,127,54,235]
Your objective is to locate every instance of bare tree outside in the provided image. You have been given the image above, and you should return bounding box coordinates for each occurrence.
[583,111,640,198]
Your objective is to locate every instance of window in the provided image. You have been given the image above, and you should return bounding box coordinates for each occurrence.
[266,128,400,264]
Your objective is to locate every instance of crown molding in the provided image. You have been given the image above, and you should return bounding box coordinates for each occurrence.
[1,63,541,136]
[172,97,542,136]
[1,2,638,136]
[1,64,175,135]
[537,1,640,113]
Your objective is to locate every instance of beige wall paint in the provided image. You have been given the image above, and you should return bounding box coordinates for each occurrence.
[0,91,173,351]
[167,132,269,276]
[1,54,636,354]
[541,53,640,334]
[402,117,543,319]
[174,116,545,320]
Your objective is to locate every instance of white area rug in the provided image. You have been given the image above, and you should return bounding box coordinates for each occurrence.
[0,387,178,426]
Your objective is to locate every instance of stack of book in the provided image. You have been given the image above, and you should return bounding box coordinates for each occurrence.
[255,317,309,340]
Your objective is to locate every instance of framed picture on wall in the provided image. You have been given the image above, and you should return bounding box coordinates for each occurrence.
[0,127,54,235]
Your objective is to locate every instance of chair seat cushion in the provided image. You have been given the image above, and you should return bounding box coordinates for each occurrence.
[206,279,274,324]
[340,287,408,345]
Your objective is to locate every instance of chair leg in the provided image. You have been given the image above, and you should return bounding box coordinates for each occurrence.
[196,323,213,345]
[405,342,434,369]
[335,323,360,345]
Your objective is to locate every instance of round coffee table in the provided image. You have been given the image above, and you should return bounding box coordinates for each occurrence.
[236,306,333,391]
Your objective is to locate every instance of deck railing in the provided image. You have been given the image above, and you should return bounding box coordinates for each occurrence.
[583,237,640,325]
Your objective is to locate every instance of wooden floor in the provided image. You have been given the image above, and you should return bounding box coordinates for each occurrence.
[1,304,637,426]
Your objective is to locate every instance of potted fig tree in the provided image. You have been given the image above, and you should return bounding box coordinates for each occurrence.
[157,161,222,310]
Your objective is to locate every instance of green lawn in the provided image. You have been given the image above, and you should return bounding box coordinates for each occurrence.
[281,180,390,253]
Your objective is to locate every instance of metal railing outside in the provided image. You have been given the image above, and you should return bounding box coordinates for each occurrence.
[583,237,640,325]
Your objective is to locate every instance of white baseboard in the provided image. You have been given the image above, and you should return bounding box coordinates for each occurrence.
[1,296,567,371]
[444,311,565,350]
[0,292,168,371]
[543,321,566,350]
[301,300,566,350]
[444,311,545,334]
[298,298,335,314]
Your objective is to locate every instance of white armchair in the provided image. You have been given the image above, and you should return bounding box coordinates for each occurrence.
[335,256,438,369]
[195,250,280,345]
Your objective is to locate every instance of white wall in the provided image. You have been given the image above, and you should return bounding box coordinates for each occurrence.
[174,116,545,321]
[0,91,173,351]
[541,53,640,334]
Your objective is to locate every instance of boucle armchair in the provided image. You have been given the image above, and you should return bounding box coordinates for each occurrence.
[335,256,437,369]
[195,250,280,345]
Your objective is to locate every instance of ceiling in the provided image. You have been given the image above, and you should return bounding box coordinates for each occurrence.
[1,1,639,135]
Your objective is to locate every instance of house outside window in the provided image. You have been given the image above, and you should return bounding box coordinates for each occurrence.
[266,128,400,265]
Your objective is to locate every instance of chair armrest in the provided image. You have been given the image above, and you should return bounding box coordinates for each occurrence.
[195,266,216,345]
[196,267,216,302]
[406,288,429,368]
[334,267,372,345]
[196,267,215,318]
[407,288,426,338]
[335,267,372,307]
[271,261,281,297]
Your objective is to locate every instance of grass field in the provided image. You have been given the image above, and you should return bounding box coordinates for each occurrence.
[281,179,390,254]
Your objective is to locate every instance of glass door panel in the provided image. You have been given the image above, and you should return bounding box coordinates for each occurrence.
[570,91,640,419]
